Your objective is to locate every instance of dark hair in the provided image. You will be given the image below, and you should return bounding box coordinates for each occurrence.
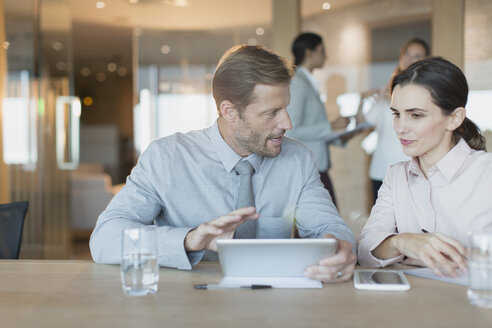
[212,45,293,114]
[291,32,323,66]
[391,57,486,151]
[399,38,430,60]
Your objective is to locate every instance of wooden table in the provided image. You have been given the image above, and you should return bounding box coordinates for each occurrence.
[0,260,490,328]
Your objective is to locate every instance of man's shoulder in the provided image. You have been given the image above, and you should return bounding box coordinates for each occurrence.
[282,136,307,148]
[280,137,314,158]
[143,128,209,159]
[152,128,208,147]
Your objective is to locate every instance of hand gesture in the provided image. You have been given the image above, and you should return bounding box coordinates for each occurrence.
[184,207,259,252]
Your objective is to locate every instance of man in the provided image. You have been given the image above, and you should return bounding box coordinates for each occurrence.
[90,45,356,283]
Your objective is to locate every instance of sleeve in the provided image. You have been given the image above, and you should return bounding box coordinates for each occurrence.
[286,77,338,143]
[357,168,403,267]
[294,150,356,250]
[89,141,200,270]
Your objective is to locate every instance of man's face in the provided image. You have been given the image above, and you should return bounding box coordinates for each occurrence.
[231,83,292,158]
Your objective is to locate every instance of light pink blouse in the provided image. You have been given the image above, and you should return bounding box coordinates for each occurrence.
[357,138,492,267]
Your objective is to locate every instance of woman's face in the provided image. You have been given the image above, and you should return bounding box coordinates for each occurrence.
[391,83,456,165]
[399,43,427,71]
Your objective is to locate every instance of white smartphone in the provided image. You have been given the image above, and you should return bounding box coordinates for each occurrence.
[353,270,410,291]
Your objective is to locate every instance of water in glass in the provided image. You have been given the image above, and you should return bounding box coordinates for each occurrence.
[467,233,492,308]
[467,260,492,308]
[121,227,159,296]
[121,253,158,296]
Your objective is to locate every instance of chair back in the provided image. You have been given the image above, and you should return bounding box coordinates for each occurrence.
[0,201,29,259]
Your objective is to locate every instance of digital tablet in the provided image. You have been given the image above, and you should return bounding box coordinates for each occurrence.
[216,238,338,288]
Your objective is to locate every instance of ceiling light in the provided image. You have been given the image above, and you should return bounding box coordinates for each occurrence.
[96,1,106,9]
[83,97,93,106]
[248,38,257,45]
[107,62,117,72]
[322,2,331,10]
[96,73,106,82]
[161,45,171,55]
[3,42,9,50]
[56,61,66,70]
[117,67,127,76]
[51,40,63,51]
[255,27,265,36]
[163,0,188,7]
[80,67,91,77]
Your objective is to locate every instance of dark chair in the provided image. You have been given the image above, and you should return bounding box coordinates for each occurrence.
[0,201,29,259]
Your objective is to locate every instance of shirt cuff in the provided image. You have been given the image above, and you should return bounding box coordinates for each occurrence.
[359,232,403,267]
[186,250,205,266]
[156,226,196,270]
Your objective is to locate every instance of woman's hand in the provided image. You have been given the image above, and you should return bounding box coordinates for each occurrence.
[331,116,350,130]
[391,232,467,277]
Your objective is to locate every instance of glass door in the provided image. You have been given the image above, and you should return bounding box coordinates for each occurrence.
[2,0,78,258]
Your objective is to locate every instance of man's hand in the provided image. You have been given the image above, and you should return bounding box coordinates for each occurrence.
[303,235,356,283]
[391,232,467,277]
[184,207,259,252]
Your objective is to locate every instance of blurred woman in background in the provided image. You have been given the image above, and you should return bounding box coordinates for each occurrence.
[286,32,352,206]
[364,38,430,204]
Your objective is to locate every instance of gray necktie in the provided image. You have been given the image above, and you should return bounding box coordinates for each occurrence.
[234,160,256,239]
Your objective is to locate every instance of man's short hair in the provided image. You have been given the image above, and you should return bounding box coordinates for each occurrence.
[212,45,294,114]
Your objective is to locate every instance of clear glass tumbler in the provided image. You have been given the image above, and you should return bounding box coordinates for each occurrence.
[121,227,159,296]
[467,232,492,308]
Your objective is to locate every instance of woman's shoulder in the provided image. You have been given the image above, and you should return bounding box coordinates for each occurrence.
[291,70,310,87]
[383,160,413,184]
[388,160,411,173]
[468,148,492,173]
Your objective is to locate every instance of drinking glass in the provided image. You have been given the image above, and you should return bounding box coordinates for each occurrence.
[121,227,159,296]
[467,232,492,308]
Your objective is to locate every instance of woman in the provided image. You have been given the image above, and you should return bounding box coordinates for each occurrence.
[358,57,491,277]
[364,38,430,204]
[286,32,350,205]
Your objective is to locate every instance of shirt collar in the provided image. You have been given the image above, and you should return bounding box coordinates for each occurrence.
[434,138,472,181]
[406,138,472,181]
[205,120,262,174]
[298,66,320,93]
[407,157,422,177]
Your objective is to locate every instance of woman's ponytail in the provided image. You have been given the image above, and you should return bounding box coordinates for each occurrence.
[453,117,487,151]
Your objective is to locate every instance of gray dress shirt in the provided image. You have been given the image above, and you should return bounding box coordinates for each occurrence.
[90,121,355,269]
